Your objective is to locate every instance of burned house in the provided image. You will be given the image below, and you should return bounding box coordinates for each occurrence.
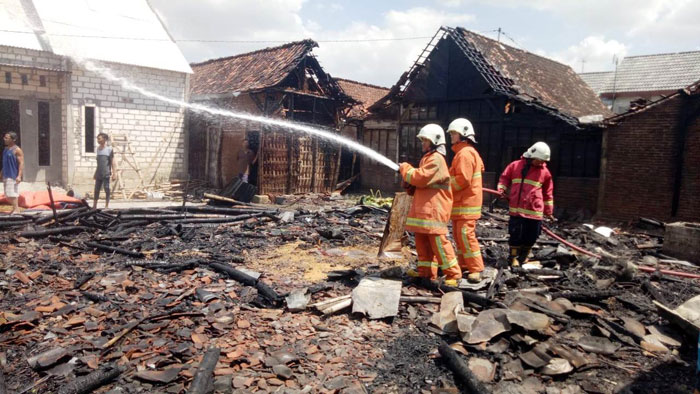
[364,27,611,214]
[335,78,391,187]
[188,40,354,194]
[598,80,700,221]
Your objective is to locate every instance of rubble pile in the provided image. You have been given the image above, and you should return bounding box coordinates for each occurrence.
[0,196,698,393]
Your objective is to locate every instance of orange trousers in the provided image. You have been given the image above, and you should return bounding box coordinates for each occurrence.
[414,233,462,280]
[452,219,484,274]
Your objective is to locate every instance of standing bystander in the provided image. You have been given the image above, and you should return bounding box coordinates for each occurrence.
[1,132,23,214]
[235,139,257,183]
[93,133,115,209]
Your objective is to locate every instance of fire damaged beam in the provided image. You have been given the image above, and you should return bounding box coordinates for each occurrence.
[171,213,265,225]
[84,241,144,258]
[57,364,123,394]
[19,226,89,238]
[208,262,280,304]
[186,347,220,394]
[438,343,490,394]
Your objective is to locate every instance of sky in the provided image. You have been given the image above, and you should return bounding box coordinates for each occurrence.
[149,0,700,87]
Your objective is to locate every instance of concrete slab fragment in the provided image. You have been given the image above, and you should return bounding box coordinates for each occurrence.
[351,278,402,319]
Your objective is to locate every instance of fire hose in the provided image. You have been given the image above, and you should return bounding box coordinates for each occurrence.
[481,187,700,280]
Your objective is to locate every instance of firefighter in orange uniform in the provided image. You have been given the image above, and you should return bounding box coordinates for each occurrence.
[399,124,462,286]
[447,118,485,283]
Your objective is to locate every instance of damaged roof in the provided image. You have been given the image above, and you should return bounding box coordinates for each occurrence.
[606,79,700,123]
[336,78,390,119]
[452,28,611,120]
[374,27,611,124]
[581,51,700,95]
[0,0,192,74]
[190,40,318,97]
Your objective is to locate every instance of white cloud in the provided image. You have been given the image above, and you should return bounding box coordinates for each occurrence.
[313,8,474,86]
[435,0,467,8]
[150,0,311,62]
[539,36,628,73]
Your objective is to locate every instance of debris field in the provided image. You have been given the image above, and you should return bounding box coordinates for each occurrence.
[0,195,698,394]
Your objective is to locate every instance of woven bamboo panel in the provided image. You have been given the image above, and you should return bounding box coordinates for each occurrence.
[259,130,289,194]
[295,135,314,193]
[314,141,340,193]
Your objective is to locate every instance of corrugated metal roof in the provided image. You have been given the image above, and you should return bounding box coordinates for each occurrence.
[581,52,700,94]
[0,0,191,74]
[578,71,614,95]
[336,78,389,119]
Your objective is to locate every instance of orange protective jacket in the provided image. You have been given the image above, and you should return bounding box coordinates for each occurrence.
[449,141,484,220]
[399,150,452,235]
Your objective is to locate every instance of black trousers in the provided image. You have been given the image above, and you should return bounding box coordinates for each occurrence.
[94,176,111,202]
[508,215,542,247]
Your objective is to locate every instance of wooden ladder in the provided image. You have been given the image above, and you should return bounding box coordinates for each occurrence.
[110,133,146,199]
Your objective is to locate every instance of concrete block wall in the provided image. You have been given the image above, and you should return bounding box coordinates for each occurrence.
[0,64,62,96]
[0,46,65,71]
[67,61,189,192]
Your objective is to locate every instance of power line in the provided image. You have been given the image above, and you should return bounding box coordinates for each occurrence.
[0,28,433,43]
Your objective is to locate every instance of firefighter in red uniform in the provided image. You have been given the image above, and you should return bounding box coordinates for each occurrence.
[399,124,462,286]
[498,142,555,267]
[447,118,485,283]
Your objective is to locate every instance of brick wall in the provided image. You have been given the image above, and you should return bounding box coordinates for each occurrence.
[554,177,599,216]
[67,61,189,191]
[676,110,700,220]
[599,94,700,221]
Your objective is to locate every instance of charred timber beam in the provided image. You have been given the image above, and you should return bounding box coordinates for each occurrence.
[0,219,33,229]
[57,364,123,394]
[438,343,490,394]
[641,278,669,306]
[84,241,144,258]
[82,292,111,303]
[20,226,89,238]
[186,347,220,394]
[57,208,99,225]
[512,267,565,277]
[208,262,280,303]
[171,213,263,225]
[168,206,275,215]
[549,289,621,303]
[74,273,95,289]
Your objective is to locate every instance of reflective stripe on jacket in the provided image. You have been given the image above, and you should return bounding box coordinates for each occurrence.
[449,141,484,220]
[399,150,452,235]
[497,158,554,220]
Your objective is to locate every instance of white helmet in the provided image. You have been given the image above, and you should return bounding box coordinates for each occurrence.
[447,118,477,143]
[523,142,551,161]
[417,123,446,146]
